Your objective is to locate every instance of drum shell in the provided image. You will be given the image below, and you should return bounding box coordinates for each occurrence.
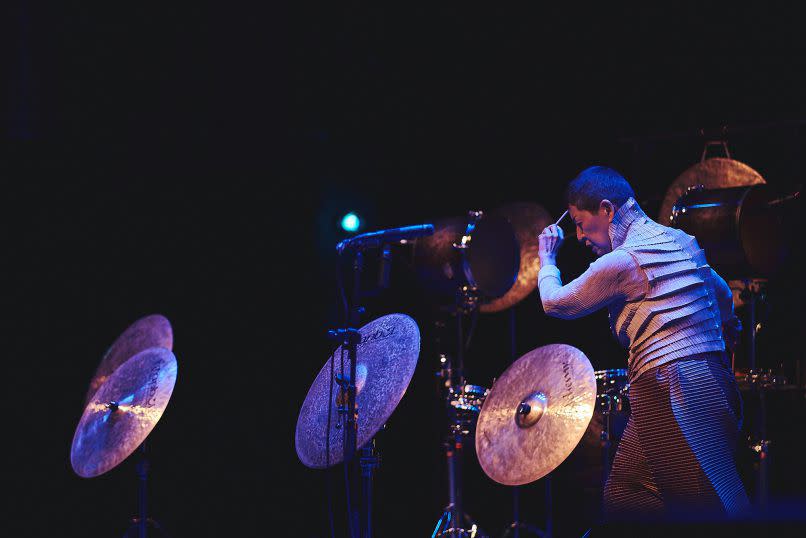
[671,185,789,279]
[411,214,520,302]
[447,383,489,435]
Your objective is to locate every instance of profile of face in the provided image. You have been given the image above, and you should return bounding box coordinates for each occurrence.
[568,200,616,256]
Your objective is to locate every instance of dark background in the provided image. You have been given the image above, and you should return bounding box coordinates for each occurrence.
[4,4,806,537]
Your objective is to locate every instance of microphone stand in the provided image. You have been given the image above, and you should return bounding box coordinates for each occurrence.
[332,241,394,538]
[332,248,364,538]
[332,225,433,537]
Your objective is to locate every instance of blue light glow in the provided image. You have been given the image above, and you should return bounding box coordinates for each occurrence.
[341,212,361,232]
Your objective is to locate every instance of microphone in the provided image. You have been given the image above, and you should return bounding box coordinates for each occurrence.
[336,223,435,253]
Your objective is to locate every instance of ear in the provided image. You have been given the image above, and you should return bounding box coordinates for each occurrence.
[599,199,616,223]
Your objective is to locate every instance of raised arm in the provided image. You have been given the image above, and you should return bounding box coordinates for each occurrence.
[538,249,645,319]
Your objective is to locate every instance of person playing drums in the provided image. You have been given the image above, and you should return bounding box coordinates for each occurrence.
[537,166,748,521]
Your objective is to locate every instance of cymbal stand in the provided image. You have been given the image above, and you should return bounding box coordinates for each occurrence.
[740,280,770,512]
[122,440,170,538]
[502,307,547,538]
[432,287,488,538]
[360,440,381,538]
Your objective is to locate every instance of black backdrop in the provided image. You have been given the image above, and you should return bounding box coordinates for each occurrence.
[4,4,806,537]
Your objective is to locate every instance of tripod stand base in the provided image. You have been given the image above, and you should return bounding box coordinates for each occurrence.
[122,517,171,538]
[432,506,488,538]
[500,522,548,538]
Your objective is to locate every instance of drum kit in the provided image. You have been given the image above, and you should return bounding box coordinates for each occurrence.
[296,202,607,538]
[294,149,799,537]
[70,314,178,538]
[65,152,798,537]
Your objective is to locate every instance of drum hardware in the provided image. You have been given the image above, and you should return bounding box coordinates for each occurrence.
[330,236,381,538]
[432,314,490,538]
[593,369,630,488]
[728,274,804,511]
[501,308,548,538]
[414,208,520,536]
[700,133,731,163]
[71,346,178,538]
[295,314,421,538]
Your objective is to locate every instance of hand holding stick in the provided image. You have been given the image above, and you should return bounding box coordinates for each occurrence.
[538,210,567,267]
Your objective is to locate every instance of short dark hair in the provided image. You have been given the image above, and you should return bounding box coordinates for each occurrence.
[564,166,635,212]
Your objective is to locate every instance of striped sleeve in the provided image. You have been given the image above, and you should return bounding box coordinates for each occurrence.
[538,249,647,320]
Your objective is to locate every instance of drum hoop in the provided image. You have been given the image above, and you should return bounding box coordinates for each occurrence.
[461,384,489,394]
[734,184,755,245]
[594,368,628,378]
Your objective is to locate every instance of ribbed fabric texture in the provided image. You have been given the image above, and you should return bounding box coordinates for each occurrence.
[538,198,749,521]
[607,198,733,383]
[538,198,739,384]
[603,358,750,520]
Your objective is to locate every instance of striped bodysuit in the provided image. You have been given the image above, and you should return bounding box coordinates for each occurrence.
[538,198,749,520]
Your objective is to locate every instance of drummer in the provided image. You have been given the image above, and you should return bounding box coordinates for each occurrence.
[536,166,749,521]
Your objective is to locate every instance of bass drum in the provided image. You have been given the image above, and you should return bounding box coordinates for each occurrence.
[670,184,791,279]
[411,211,520,306]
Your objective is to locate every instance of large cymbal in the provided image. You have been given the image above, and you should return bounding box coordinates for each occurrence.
[71,347,178,478]
[658,157,765,225]
[85,314,173,405]
[481,202,554,313]
[475,344,596,486]
[295,314,420,469]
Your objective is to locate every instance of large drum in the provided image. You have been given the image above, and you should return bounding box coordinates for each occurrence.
[670,184,791,279]
[447,383,490,436]
[594,368,630,416]
[411,211,520,306]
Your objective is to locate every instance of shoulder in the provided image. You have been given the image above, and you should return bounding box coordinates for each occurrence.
[625,216,701,251]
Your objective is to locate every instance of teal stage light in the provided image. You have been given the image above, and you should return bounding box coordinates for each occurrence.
[341,212,361,232]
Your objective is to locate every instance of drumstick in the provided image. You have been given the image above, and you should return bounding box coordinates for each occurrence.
[555,209,569,226]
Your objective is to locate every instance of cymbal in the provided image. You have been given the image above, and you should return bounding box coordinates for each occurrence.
[85,314,173,405]
[658,157,765,225]
[71,347,178,478]
[295,314,420,469]
[481,202,553,313]
[411,213,520,305]
[475,344,596,486]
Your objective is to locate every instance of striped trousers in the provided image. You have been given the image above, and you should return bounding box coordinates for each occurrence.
[603,356,750,520]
